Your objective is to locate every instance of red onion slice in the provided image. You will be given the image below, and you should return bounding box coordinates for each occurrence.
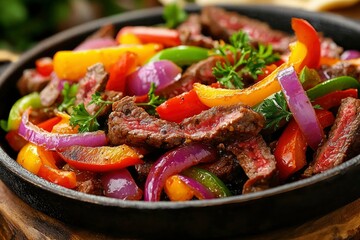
[126,60,181,96]
[101,169,143,200]
[277,66,324,150]
[340,50,360,60]
[177,175,215,200]
[144,143,217,201]
[18,109,108,150]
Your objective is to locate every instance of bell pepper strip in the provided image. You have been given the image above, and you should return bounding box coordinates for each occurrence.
[117,32,142,45]
[156,89,210,123]
[182,167,231,198]
[274,109,335,181]
[164,175,195,201]
[53,44,162,81]
[0,92,42,132]
[5,130,28,151]
[57,144,143,172]
[312,88,358,110]
[289,18,321,71]
[193,63,287,107]
[51,112,78,134]
[147,46,210,67]
[105,51,139,92]
[17,142,77,188]
[116,26,181,47]
[37,116,62,132]
[306,76,360,100]
[35,57,54,77]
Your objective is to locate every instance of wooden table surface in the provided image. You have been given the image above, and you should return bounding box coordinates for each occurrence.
[1,4,360,240]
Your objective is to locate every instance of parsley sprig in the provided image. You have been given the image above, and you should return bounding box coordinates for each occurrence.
[69,92,112,133]
[58,82,78,112]
[137,83,166,115]
[163,2,187,29]
[254,92,292,130]
[213,31,279,89]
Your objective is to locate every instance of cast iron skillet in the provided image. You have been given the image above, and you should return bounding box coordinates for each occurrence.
[1,4,360,239]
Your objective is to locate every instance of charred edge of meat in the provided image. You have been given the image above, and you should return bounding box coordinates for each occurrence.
[304,97,360,177]
[17,69,51,96]
[108,96,185,149]
[226,135,278,194]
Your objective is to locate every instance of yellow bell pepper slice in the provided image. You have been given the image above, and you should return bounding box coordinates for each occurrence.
[53,43,162,81]
[164,175,194,201]
[194,63,289,107]
[117,32,142,45]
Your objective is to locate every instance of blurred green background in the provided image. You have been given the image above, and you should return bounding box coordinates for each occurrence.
[0,0,161,52]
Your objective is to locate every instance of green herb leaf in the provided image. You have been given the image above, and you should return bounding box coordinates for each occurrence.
[213,31,280,89]
[69,92,113,132]
[137,83,166,115]
[163,2,187,29]
[254,92,292,130]
[58,82,78,112]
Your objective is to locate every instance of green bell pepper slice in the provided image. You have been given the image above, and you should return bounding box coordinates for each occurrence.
[1,92,42,132]
[182,167,231,198]
[306,76,360,100]
[147,45,210,67]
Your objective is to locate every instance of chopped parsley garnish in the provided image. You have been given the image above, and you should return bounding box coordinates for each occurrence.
[58,82,78,112]
[69,92,112,133]
[254,92,292,130]
[137,83,166,115]
[213,31,280,89]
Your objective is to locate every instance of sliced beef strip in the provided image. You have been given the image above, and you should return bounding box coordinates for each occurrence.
[200,6,291,53]
[318,61,360,81]
[304,97,360,176]
[159,55,224,99]
[75,63,109,115]
[17,69,51,96]
[180,104,264,144]
[108,96,264,149]
[177,13,217,49]
[108,96,185,149]
[226,135,278,194]
[40,76,62,107]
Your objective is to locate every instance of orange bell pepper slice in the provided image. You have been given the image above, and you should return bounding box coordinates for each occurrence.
[53,43,162,81]
[17,142,77,188]
[164,175,195,201]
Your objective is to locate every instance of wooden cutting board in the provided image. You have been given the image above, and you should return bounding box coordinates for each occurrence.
[1,179,360,239]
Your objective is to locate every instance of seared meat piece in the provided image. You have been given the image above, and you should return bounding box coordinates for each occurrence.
[108,96,184,149]
[318,61,360,81]
[17,69,51,96]
[75,63,109,115]
[108,96,264,149]
[40,76,62,107]
[200,6,290,53]
[180,104,264,144]
[178,13,217,49]
[227,135,278,194]
[159,56,224,98]
[304,97,360,176]
[320,37,343,59]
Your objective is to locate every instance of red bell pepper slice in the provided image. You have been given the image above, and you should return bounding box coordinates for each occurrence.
[57,144,143,172]
[105,51,139,92]
[37,116,62,132]
[38,164,77,189]
[5,130,28,151]
[291,18,321,70]
[156,89,210,123]
[274,109,335,181]
[116,26,181,47]
[35,57,54,77]
[312,88,358,110]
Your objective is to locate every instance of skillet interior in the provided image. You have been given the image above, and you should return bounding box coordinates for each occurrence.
[1,4,360,238]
